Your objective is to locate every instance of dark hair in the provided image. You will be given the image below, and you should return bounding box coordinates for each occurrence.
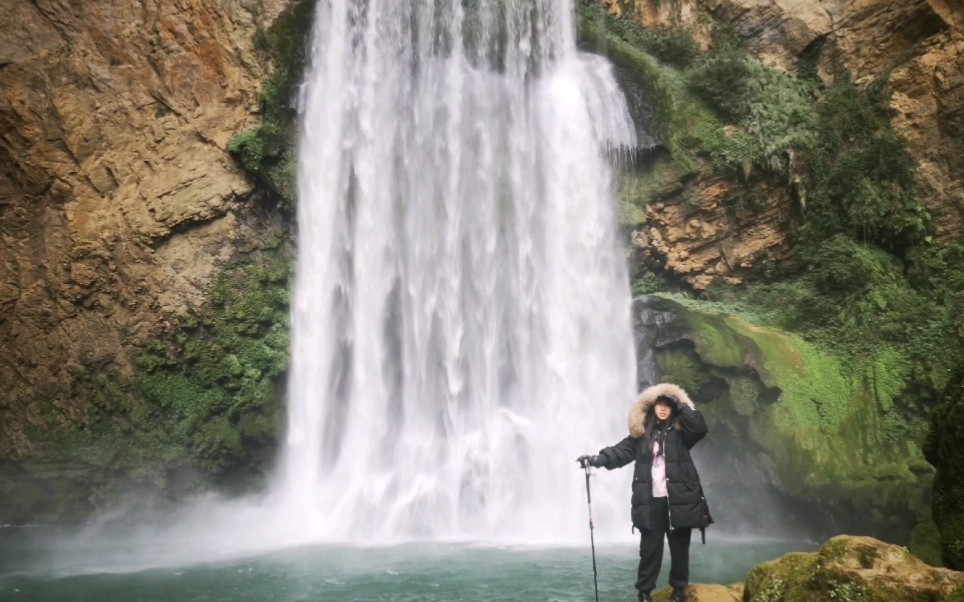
[643,404,674,456]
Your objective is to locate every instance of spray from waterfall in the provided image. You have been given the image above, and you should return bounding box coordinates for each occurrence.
[26,4,816,579]
[276,0,641,542]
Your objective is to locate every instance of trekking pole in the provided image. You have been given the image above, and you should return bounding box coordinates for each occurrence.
[577,457,600,602]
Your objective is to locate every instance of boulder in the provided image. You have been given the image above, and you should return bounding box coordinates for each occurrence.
[744,535,964,601]
[653,583,744,601]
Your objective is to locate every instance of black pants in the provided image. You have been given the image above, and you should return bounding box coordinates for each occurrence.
[635,496,691,597]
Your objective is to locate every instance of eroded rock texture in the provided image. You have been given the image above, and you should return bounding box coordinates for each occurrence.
[0,0,295,460]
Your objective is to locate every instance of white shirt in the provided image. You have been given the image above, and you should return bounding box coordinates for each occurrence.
[652,439,667,498]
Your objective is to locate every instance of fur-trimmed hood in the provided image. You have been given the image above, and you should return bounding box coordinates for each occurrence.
[628,383,696,439]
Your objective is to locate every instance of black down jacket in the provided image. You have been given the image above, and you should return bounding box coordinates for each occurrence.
[596,383,709,531]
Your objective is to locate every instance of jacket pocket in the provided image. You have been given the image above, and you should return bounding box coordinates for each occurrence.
[670,493,714,529]
[631,503,649,530]
[631,479,649,506]
[667,481,701,504]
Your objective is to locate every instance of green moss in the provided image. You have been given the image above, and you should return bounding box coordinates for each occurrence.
[616,199,648,227]
[745,536,957,602]
[655,348,708,393]
[41,255,294,481]
[725,375,760,417]
[909,518,944,567]
[658,295,931,522]
[676,309,746,368]
[745,553,819,602]
[616,154,687,208]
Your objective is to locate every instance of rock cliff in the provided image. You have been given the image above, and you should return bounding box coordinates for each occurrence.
[0,0,295,462]
[608,0,963,286]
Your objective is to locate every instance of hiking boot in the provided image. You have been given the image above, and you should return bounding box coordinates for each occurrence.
[638,593,653,602]
[670,587,687,602]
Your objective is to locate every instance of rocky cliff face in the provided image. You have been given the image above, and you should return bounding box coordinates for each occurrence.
[0,0,295,462]
[630,174,796,290]
[613,0,963,285]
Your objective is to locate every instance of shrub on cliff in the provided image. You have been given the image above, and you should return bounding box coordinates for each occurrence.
[136,258,292,474]
[802,77,927,254]
[227,0,315,209]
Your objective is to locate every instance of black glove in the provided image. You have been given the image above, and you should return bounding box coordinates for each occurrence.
[577,454,604,468]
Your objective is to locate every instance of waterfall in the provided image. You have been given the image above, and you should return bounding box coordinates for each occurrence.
[277,0,640,542]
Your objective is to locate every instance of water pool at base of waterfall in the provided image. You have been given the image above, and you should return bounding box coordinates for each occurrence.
[0,529,815,602]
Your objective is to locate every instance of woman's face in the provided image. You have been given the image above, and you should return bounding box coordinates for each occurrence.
[654,402,672,421]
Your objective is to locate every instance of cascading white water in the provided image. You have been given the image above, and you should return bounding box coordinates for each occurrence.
[278,0,640,542]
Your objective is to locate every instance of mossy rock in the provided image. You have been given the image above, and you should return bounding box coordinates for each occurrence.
[924,363,964,569]
[642,295,933,540]
[744,535,964,601]
[20,253,293,518]
[666,297,926,489]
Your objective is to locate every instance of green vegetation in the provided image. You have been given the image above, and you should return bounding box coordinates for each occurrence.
[135,258,292,473]
[654,348,708,393]
[746,536,958,601]
[660,299,929,495]
[924,365,964,569]
[578,0,932,251]
[24,3,314,506]
[227,0,316,208]
[577,2,706,176]
[578,0,963,461]
[34,257,292,485]
[582,4,700,68]
[711,236,963,392]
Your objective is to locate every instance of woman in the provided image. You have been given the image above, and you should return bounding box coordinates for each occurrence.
[579,383,710,602]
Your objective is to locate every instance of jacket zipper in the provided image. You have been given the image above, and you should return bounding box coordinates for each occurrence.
[663,425,673,530]
[666,476,673,530]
